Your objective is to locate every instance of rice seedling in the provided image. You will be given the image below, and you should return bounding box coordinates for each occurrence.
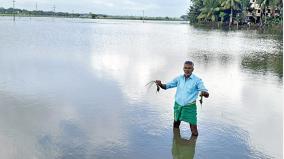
[145,81,160,93]
[199,94,203,105]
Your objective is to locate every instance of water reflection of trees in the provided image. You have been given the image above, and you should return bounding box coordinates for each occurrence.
[188,51,233,66]
[241,51,283,78]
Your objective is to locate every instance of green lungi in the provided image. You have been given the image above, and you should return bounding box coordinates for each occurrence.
[174,102,197,125]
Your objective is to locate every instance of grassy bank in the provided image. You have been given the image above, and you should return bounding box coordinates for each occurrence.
[191,22,283,35]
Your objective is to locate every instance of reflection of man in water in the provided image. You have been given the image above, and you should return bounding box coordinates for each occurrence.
[172,128,197,159]
[156,61,209,136]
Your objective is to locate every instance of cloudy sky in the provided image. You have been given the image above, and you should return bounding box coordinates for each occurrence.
[0,0,190,17]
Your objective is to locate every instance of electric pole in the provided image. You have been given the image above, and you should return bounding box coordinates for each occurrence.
[12,0,16,21]
[142,10,144,23]
[52,4,56,18]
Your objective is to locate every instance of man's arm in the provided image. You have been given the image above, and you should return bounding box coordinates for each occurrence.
[197,79,209,98]
[156,77,178,90]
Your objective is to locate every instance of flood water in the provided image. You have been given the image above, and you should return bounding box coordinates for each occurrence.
[0,17,282,159]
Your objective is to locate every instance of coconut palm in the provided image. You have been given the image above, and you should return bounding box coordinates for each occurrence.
[221,0,241,27]
[188,0,204,23]
[197,0,221,22]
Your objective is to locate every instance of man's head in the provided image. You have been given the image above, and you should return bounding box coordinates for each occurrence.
[183,61,194,76]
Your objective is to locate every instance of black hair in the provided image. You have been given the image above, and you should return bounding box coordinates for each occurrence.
[184,61,194,66]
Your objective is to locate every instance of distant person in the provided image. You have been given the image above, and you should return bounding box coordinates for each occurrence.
[155,61,209,136]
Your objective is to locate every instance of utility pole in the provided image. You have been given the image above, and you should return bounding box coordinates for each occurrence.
[53,4,56,17]
[12,0,16,21]
[35,2,38,11]
[142,10,144,23]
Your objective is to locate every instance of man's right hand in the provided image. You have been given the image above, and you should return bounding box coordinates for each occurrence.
[155,80,166,90]
[155,80,162,86]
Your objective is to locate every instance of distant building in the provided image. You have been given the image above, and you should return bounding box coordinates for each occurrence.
[246,0,261,23]
[246,0,281,23]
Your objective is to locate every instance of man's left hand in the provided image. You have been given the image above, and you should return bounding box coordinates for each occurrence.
[201,91,209,98]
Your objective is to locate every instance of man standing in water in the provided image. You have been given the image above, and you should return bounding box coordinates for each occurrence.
[155,61,209,136]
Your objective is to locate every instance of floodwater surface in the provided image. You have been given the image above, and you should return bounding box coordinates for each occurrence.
[0,17,282,159]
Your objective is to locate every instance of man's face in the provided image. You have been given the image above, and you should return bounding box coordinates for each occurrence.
[183,64,194,75]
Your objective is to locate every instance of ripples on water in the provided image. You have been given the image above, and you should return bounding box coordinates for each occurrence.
[0,17,282,159]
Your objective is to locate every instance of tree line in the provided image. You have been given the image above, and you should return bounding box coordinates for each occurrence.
[188,0,283,27]
[0,7,184,21]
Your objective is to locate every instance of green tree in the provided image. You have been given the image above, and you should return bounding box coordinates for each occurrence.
[197,0,221,22]
[188,0,204,23]
[258,0,282,25]
[221,0,241,27]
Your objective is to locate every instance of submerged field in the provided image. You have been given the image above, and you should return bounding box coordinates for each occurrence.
[0,17,282,159]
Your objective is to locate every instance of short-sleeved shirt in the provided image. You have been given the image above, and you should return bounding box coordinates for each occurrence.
[166,74,208,106]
